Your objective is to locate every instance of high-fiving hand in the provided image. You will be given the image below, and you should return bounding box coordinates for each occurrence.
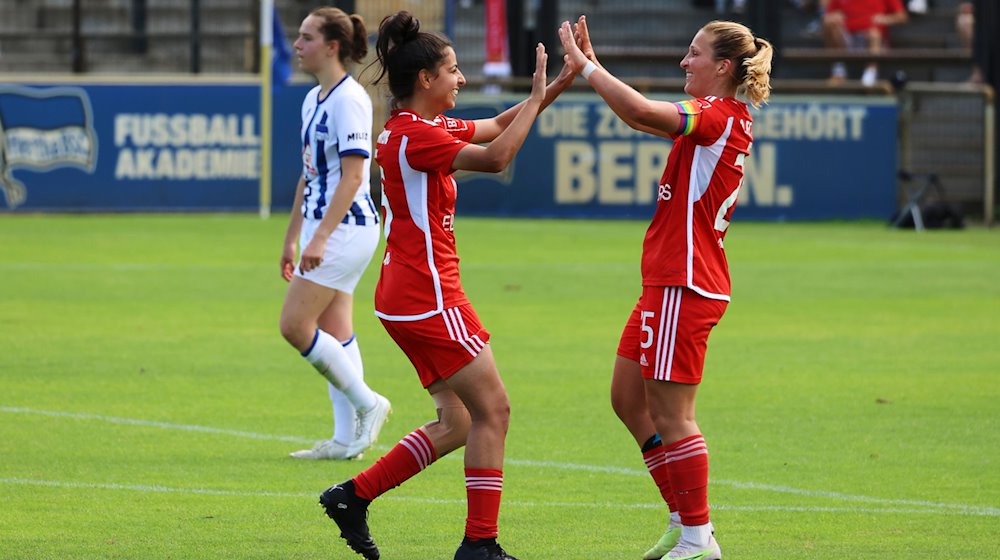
[558,16,599,74]
[529,42,548,103]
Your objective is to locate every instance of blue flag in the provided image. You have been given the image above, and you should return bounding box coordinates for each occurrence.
[272,7,293,85]
[0,85,98,208]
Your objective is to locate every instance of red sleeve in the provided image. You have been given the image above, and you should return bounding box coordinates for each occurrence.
[404,118,471,174]
[438,115,476,142]
[673,98,730,145]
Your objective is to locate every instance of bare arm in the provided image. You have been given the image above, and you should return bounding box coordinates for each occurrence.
[281,175,307,281]
[559,18,680,139]
[873,10,908,26]
[471,58,577,143]
[298,154,367,273]
[452,43,548,173]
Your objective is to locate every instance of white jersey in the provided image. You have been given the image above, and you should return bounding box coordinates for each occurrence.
[300,74,378,226]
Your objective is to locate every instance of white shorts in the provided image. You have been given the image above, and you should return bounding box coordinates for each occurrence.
[295,220,380,294]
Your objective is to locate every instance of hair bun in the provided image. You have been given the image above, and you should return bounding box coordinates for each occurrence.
[385,11,420,49]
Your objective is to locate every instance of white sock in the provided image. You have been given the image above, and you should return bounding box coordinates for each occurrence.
[669,511,682,528]
[681,523,713,547]
[330,334,366,442]
[340,334,377,411]
[342,334,366,380]
[304,329,376,412]
[328,383,355,444]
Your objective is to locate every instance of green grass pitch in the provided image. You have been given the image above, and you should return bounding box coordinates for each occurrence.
[1,214,998,559]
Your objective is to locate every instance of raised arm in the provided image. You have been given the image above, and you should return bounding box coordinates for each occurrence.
[452,43,548,173]
[559,18,680,139]
[470,53,576,144]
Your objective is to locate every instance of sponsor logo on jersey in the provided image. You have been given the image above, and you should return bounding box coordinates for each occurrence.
[438,116,469,132]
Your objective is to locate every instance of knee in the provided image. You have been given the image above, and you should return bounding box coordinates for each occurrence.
[647,406,696,442]
[278,317,312,352]
[435,407,473,450]
[485,397,511,430]
[610,384,635,420]
[473,395,510,433]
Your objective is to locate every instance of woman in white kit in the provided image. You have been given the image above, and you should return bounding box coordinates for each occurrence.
[279,6,390,461]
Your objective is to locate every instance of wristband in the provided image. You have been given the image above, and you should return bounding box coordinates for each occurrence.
[582,61,598,80]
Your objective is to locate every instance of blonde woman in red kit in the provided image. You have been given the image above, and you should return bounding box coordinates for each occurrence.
[561,15,773,560]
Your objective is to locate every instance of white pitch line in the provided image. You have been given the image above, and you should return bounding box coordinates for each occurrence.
[3,405,998,518]
[0,477,994,517]
[0,406,314,444]
[0,262,262,271]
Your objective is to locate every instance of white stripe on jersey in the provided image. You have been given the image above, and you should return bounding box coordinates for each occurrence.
[687,117,735,300]
[399,134,445,314]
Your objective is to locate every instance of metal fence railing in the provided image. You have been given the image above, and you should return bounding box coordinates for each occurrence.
[0,0,974,80]
[898,82,996,225]
[0,0,433,75]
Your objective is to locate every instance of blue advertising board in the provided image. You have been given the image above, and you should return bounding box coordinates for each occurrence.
[0,80,311,212]
[0,81,897,220]
[451,93,898,220]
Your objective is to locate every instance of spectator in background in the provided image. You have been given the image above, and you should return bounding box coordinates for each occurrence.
[956,2,974,51]
[823,0,908,86]
[955,2,982,83]
[797,0,828,38]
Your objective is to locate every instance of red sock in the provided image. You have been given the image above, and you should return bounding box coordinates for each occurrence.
[643,443,678,512]
[464,468,503,540]
[353,429,437,501]
[664,434,710,526]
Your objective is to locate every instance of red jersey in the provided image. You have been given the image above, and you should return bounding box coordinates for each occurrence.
[374,110,477,321]
[827,0,905,33]
[641,96,753,301]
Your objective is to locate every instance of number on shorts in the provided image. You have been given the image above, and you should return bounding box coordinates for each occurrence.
[640,311,655,349]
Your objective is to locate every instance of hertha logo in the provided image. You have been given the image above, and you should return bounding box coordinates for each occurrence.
[0,86,98,208]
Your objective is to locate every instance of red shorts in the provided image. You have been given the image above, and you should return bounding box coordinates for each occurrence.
[380,304,491,388]
[617,286,727,384]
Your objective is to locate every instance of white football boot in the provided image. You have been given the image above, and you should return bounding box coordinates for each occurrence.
[345,394,391,457]
[289,439,361,460]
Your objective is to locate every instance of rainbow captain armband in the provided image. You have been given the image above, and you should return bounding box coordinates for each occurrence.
[673,99,704,136]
